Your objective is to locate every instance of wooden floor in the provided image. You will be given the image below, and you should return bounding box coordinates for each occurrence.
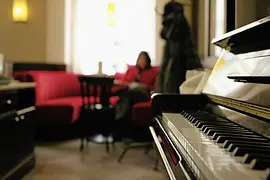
[30,139,167,180]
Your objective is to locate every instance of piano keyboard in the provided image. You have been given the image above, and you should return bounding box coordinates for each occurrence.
[159,111,270,180]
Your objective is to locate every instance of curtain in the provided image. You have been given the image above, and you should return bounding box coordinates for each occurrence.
[69,0,156,75]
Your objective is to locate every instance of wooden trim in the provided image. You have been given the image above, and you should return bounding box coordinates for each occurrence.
[13,63,66,72]
[226,0,236,32]
[192,0,199,51]
[204,0,211,58]
[2,153,35,180]
[207,94,270,122]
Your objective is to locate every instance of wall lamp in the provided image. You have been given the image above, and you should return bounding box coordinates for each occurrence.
[13,0,28,23]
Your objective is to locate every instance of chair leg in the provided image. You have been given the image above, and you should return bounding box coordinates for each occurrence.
[106,136,110,153]
[112,141,116,150]
[154,158,159,171]
[80,137,84,152]
[118,146,130,163]
[153,142,159,171]
[144,145,151,155]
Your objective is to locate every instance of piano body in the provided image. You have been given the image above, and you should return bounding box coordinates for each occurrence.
[150,16,270,180]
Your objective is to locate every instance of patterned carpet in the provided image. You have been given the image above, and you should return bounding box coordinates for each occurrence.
[31,140,167,180]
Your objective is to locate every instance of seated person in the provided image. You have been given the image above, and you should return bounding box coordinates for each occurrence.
[114,51,156,138]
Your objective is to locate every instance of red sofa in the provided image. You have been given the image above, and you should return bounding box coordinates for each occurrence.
[14,71,118,125]
[13,66,160,128]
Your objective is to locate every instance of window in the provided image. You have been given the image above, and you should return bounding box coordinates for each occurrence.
[214,0,225,56]
[73,0,156,75]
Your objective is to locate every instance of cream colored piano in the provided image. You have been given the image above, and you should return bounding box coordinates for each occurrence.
[150,16,270,180]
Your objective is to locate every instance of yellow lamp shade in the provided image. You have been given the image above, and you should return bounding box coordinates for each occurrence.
[13,0,28,22]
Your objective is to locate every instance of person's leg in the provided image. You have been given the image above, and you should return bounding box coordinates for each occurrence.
[129,86,150,104]
[114,86,150,140]
[114,88,133,139]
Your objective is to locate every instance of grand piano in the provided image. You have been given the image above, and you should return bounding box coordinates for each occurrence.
[150,16,270,180]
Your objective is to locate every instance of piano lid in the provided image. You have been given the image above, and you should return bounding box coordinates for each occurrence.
[211,16,270,55]
[203,17,270,121]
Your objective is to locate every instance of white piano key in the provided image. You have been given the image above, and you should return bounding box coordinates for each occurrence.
[162,112,265,180]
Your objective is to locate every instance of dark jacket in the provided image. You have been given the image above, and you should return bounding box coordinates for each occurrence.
[156,2,201,93]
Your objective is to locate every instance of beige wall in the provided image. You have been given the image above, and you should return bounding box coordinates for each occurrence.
[177,0,193,25]
[0,0,46,62]
[155,0,169,65]
[197,0,205,57]
[256,0,270,19]
[46,0,65,64]
[235,0,270,28]
[235,0,257,28]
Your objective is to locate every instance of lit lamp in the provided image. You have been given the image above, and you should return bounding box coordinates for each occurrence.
[13,0,28,23]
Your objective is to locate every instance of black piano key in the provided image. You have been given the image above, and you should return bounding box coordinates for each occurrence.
[212,132,260,141]
[185,116,191,120]
[183,113,188,117]
[189,116,196,121]
[195,121,218,126]
[206,129,252,136]
[185,114,191,118]
[216,136,268,144]
[196,122,235,128]
[200,120,231,125]
[190,118,198,123]
[188,111,208,115]
[232,147,270,157]
[249,158,270,170]
[198,123,238,129]
[243,153,270,164]
[188,118,195,122]
[223,140,270,149]
[228,143,270,153]
[188,113,210,117]
[191,120,200,124]
[191,119,200,124]
[196,118,228,122]
[191,112,216,116]
[202,125,244,132]
[195,122,238,129]
[192,116,223,121]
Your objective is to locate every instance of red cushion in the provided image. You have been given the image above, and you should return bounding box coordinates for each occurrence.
[132,101,152,126]
[38,96,82,123]
[13,71,66,82]
[29,72,81,105]
[37,96,119,124]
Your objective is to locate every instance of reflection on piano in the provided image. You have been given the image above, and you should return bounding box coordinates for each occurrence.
[150,16,270,180]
